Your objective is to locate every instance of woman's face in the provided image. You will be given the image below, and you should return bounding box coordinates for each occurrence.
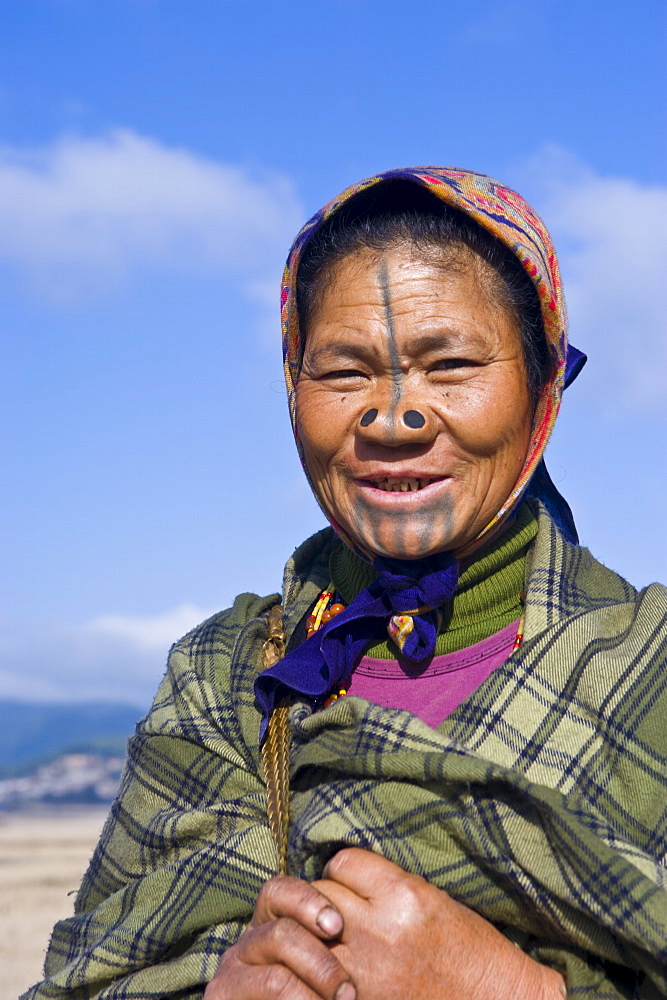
[296,246,534,560]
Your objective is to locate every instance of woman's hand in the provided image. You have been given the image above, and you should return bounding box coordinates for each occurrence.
[203,874,356,1000]
[314,848,567,1000]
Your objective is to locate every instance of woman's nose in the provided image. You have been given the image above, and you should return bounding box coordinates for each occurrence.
[357,405,435,444]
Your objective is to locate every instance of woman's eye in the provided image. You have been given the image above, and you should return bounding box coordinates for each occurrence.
[432,358,479,370]
[319,369,366,380]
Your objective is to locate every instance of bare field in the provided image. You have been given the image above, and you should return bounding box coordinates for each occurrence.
[0,805,109,1000]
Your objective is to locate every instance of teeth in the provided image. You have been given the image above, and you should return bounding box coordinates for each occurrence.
[375,477,430,492]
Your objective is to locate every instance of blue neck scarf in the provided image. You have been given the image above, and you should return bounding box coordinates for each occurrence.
[255,551,459,739]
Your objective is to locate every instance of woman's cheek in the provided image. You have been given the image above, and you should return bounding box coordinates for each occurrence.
[443,377,531,459]
[296,386,346,503]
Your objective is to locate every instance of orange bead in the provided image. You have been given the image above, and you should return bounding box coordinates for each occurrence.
[321,610,332,622]
[329,604,345,616]
[323,688,348,709]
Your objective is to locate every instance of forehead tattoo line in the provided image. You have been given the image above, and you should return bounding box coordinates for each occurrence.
[378,260,403,413]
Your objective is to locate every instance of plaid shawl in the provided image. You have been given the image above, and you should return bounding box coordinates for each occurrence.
[24,504,667,999]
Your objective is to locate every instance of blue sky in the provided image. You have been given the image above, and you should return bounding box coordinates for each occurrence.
[1,0,665,706]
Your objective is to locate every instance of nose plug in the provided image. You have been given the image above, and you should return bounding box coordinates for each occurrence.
[403,410,425,428]
[360,409,426,428]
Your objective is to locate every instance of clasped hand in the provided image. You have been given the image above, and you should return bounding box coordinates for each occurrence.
[204,848,566,1000]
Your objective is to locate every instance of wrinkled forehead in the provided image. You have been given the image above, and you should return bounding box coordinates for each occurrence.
[303,241,506,331]
[300,248,522,367]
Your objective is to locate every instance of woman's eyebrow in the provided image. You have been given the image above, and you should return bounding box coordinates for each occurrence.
[305,342,373,364]
[409,330,488,353]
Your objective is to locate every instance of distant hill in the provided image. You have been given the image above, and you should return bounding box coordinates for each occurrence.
[0,700,143,777]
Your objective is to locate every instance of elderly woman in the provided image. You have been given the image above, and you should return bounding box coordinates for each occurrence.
[25,168,666,1000]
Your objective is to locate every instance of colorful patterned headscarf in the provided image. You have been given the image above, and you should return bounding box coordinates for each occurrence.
[282,165,582,558]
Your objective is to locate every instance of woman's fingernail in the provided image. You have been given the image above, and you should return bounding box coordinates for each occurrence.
[316,905,343,936]
[335,982,356,1000]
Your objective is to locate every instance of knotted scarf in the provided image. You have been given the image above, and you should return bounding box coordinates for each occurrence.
[255,551,459,736]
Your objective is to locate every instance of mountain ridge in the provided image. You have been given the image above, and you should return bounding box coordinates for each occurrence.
[0,700,143,777]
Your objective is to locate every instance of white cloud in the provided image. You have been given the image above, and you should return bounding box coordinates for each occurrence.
[0,129,303,302]
[0,603,214,705]
[516,146,667,412]
[86,602,215,650]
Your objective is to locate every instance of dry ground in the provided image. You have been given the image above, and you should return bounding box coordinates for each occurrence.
[0,805,109,1000]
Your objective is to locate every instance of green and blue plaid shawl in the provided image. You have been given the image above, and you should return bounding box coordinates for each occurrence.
[24,505,667,999]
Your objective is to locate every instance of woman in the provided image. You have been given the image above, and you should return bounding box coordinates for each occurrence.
[24,168,667,1000]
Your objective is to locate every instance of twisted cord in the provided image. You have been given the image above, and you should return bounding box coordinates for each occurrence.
[260,605,290,874]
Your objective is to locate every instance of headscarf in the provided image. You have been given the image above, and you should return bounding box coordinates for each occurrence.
[256,166,585,728]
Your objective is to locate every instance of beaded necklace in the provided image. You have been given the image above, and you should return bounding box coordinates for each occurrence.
[305,591,345,637]
[306,590,348,708]
[308,588,525,710]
